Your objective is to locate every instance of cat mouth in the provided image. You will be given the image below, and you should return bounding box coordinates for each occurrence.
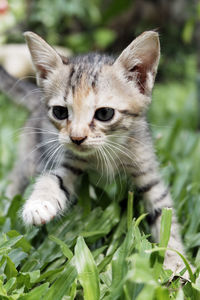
[66,143,95,156]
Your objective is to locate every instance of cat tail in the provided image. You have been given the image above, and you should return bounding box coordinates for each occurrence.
[0,65,40,112]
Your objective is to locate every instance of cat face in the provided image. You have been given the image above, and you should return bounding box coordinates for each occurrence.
[25,31,160,157]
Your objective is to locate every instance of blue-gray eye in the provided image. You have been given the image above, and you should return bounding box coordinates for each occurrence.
[53,106,68,120]
[94,107,114,122]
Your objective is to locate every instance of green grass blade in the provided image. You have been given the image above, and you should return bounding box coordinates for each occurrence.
[153,208,172,279]
[135,213,148,228]
[75,236,100,300]
[127,191,133,230]
[43,260,77,300]
[49,235,73,260]
[4,256,18,280]
[4,277,16,293]
[19,282,49,300]
[159,208,172,249]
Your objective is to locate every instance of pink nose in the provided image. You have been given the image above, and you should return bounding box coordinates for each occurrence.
[70,136,87,145]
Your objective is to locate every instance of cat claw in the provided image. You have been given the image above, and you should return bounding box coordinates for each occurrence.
[22,200,57,225]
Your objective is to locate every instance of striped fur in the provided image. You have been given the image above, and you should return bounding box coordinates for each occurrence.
[7,31,187,276]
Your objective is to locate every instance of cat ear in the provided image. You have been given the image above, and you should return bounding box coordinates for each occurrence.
[24,31,63,86]
[114,31,160,96]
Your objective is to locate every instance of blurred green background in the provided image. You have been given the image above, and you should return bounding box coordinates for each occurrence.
[0,0,200,80]
[1,1,200,299]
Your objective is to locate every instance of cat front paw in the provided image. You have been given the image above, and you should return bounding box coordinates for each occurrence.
[22,189,67,226]
[22,200,59,225]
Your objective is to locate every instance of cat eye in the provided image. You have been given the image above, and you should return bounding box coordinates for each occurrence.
[94,107,114,122]
[52,106,68,120]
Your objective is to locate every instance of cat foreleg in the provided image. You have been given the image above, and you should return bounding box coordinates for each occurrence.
[22,168,79,225]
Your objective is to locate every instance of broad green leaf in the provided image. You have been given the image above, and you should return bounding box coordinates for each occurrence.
[4,277,16,292]
[75,236,100,300]
[6,231,31,253]
[69,279,77,300]
[159,208,172,249]
[4,257,18,280]
[43,260,77,300]
[8,249,28,268]
[7,195,22,227]
[19,282,49,300]
[35,267,64,283]
[154,286,170,299]
[28,270,40,283]
[0,279,7,296]
[49,235,73,260]
[123,284,131,300]
[0,236,23,249]
[0,248,10,256]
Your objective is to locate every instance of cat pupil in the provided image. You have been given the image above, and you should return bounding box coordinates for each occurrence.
[94,107,114,121]
[53,106,68,120]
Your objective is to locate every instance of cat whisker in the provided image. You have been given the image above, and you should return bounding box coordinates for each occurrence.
[38,143,60,171]
[103,146,115,185]
[106,140,142,172]
[20,138,59,166]
[101,145,115,185]
[99,145,110,186]
[94,148,104,185]
[56,148,65,171]
[19,127,59,137]
[104,142,127,190]
[106,133,147,148]
[104,143,122,190]
[42,144,63,175]
[48,145,64,175]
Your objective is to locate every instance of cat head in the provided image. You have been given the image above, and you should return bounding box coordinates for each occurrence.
[25,31,160,157]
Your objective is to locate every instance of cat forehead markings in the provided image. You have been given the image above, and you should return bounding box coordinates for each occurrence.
[67,53,114,96]
[72,73,94,119]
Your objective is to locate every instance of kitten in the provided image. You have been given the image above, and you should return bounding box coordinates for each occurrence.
[8,31,186,276]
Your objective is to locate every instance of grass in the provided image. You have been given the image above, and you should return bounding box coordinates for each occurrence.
[0,65,200,299]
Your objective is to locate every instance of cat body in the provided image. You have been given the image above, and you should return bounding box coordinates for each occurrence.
[8,31,186,275]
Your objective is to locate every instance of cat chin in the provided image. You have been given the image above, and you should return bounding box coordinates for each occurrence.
[66,145,95,157]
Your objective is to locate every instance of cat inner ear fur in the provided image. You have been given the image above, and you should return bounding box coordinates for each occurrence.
[24,31,63,86]
[114,31,160,96]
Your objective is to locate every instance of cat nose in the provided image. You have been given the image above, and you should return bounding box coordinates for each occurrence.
[70,136,87,145]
